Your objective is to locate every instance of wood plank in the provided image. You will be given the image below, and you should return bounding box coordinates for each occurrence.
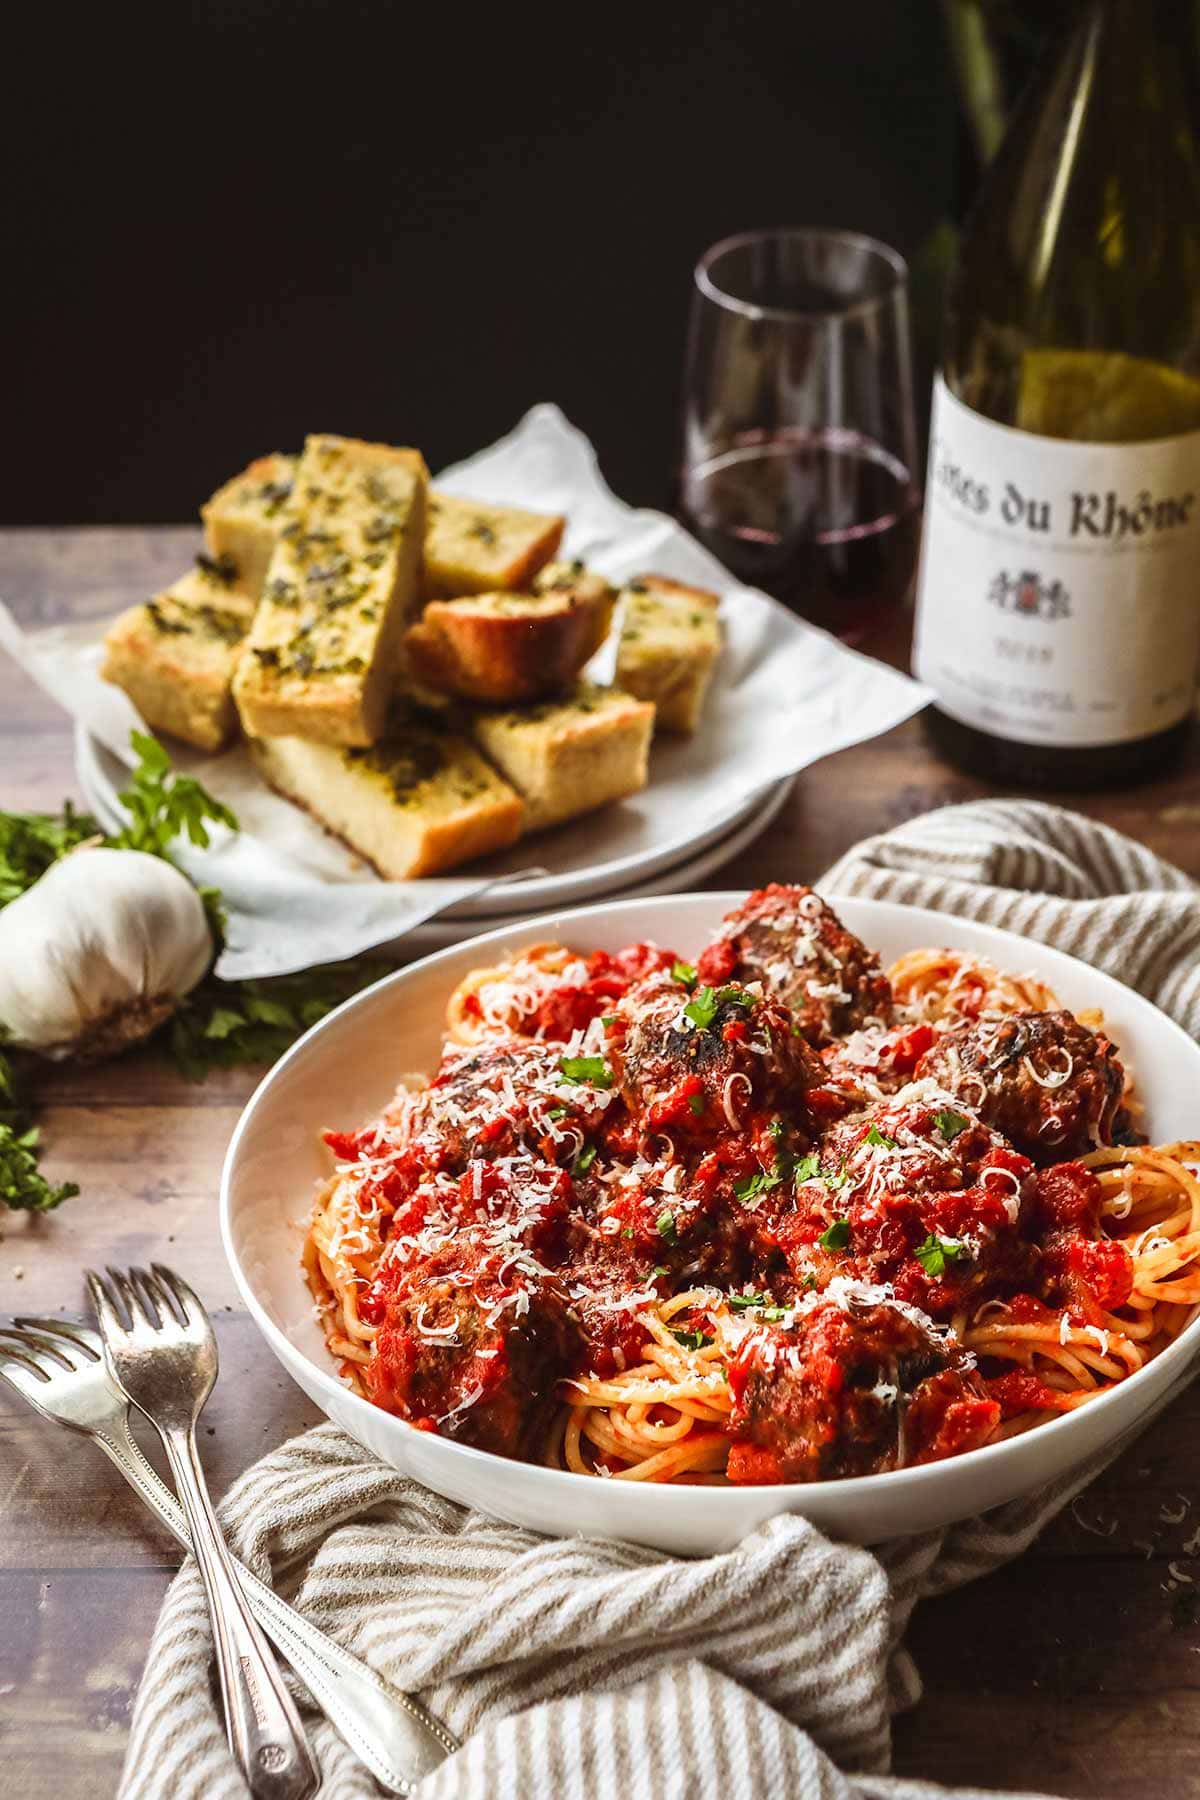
[0,1104,248,1308]
[1,1315,320,1570]
[897,1554,1200,1798]
[0,1568,170,1800]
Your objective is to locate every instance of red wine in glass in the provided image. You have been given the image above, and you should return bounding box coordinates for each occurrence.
[679,427,921,642]
[681,230,920,641]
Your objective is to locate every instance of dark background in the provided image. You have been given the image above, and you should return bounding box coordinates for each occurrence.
[9,2,959,525]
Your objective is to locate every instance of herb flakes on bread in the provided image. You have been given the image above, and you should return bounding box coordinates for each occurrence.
[201,452,298,599]
[232,435,428,749]
[101,566,256,753]
[469,681,654,832]
[249,701,524,879]
[614,575,722,733]
[424,492,564,598]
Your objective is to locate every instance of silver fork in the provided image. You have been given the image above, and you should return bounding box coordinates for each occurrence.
[0,1316,457,1794]
[84,1264,320,1799]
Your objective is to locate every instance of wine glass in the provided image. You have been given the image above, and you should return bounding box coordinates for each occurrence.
[679,227,921,642]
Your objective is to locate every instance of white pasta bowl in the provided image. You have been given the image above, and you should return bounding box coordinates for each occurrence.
[221,893,1200,1553]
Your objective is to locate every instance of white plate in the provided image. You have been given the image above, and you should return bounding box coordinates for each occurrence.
[221,894,1200,1553]
[75,723,789,921]
[377,777,794,952]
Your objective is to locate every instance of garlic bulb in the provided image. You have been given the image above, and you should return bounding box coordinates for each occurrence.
[0,848,213,1059]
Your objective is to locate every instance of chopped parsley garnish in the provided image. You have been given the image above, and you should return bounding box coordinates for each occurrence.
[688,1091,705,1116]
[769,1117,785,1142]
[671,1327,713,1351]
[734,1142,798,1203]
[683,986,720,1030]
[683,983,753,1030]
[818,1217,851,1251]
[169,963,379,1080]
[657,1210,677,1243]
[729,1291,768,1311]
[914,1233,967,1277]
[671,960,698,990]
[559,1055,613,1088]
[622,1226,634,1239]
[935,1108,970,1143]
[599,1015,618,1028]
[732,1169,772,1203]
[651,1264,669,1279]
[793,1153,822,1184]
[761,1305,792,1322]
[801,1273,819,1291]
[546,1105,568,1121]
[572,1142,597,1176]
[864,1124,898,1150]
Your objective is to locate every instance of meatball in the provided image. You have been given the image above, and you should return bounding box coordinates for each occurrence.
[608,972,823,1145]
[914,1011,1132,1164]
[362,1229,578,1457]
[725,1284,999,1482]
[1030,1161,1134,1321]
[406,1037,619,1169]
[696,885,894,1047]
[559,1222,671,1376]
[766,1088,1038,1317]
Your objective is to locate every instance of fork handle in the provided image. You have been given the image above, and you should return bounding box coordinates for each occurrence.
[158,1424,319,1800]
[95,1419,455,1792]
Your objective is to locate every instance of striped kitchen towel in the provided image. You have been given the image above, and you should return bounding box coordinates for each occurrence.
[120,801,1200,1800]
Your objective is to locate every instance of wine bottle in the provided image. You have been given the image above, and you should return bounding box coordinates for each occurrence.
[914,0,1200,787]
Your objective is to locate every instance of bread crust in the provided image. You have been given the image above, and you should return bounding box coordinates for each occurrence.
[250,717,524,879]
[469,682,654,832]
[406,577,614,703]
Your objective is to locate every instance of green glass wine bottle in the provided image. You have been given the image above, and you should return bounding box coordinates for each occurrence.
[915,0,1200,787]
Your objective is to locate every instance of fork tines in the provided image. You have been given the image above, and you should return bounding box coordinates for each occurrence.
[84,1264,201,1334]
[0,1316,101,1386]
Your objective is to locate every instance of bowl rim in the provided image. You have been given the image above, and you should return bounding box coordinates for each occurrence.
[220,888,1200,1513]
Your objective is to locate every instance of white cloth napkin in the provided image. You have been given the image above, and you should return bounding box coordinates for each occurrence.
[0,405,929,980]
[118,802,1200,1800]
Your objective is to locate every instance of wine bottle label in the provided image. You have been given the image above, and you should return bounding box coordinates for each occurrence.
[914,376,1200,747]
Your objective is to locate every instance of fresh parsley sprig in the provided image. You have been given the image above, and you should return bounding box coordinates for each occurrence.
[112,731,238,857]
[0,801,99,906]
[167,963,382,1081]
[0,1030,78,1212]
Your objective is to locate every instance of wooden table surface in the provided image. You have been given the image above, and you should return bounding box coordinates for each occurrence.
[4,527,1200,1799]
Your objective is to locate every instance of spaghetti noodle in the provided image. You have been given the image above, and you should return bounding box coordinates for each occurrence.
[303,885,1200,1486]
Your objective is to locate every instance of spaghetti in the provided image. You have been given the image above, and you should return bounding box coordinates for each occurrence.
[303,885,1200,1486]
